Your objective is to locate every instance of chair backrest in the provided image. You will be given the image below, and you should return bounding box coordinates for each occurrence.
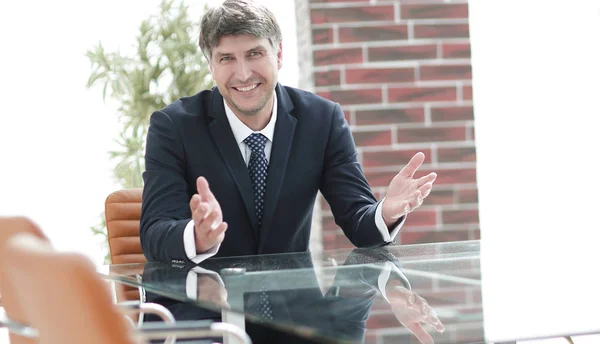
[0,233,135,344]
[105,188,146,302]
[0,217,49,344]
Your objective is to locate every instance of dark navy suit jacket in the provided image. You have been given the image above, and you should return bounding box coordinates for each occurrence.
[140,83,391,263]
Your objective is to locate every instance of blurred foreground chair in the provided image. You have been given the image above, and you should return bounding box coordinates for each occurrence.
[0,217,48,344]
[105,188,147,304]
[0,217,174,343]
[0,233,251,344]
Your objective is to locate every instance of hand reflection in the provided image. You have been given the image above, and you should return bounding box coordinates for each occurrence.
[196,274,230,309]
[385,279,444,344]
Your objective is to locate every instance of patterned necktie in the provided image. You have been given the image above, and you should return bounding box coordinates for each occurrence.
[244,134,274,320]
[243,133,268,228]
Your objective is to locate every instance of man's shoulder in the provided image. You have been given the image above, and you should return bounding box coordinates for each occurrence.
[158,87,217,120]
[282,85,337,112]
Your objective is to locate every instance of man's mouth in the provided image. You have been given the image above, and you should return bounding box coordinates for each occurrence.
[232,83,260,92]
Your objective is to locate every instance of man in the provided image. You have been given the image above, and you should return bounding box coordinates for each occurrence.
[140,0,437,264]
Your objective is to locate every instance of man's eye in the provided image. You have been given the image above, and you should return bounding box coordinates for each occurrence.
[221,56,233,62]
[250,51,262,57]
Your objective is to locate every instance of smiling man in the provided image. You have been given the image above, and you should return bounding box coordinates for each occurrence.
[140,0,437,264]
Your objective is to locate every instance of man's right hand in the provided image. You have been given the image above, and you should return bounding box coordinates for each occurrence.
[190,177,228,253]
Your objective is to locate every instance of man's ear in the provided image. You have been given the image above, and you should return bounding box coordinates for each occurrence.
[277,42,283,70]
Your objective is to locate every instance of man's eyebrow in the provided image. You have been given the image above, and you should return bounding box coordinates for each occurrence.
[246,45,268,52]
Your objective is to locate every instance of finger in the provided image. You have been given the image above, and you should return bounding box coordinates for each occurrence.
[192,202,212,223]
[415,172,437,187]
[196,176,216,203]
[418,183,433,199]
[425,308,445,332]
[398,152,425,179]
[207,222,228,242]
[190,194,202,211]
[413,294,429,318]
[405,322,434,344]
[200,209,220,233]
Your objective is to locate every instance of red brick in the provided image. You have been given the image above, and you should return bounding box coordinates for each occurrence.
[433,168,476,185]
[366,167,476,187]
[427,189,455,205]
[401,229,470,245]
[457,188,479,203]
[366,312,399,329]
[352,129,392,147]
[414,23,470,39]
[396,127,466,143]
[442,209,479,224]
[420,64,472,81]
[322,231,354,250]
[401,3,469,19]
[312,28,334,45]
[442,43,471,58]
[362,148,432,168]
[346,67,415,84]
[437,146,476,162]
[388,86,457,103]
[314,70,341,87]
[310,0,370,3]
[368,44,437,62]
[431,106,474,122]
[339,24,409,43]
[318,88,382,105]
[322,216,340,231]
[418,289,469,306]
[403,209,437,228]
[311,6,395,24]
[463,85,473,100]
[314,48,363,66]
[355,107,425,126]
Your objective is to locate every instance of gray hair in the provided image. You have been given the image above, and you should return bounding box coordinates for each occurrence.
[199,0,283,61]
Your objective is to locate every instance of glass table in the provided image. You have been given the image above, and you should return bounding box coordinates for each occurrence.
[97,240,599,343]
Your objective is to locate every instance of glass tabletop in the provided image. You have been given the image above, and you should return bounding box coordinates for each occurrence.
[99,240,483,343]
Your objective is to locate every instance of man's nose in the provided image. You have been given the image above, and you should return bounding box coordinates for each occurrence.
[234,60,252,82]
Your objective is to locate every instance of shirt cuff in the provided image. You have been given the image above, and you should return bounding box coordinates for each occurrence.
[185,266,226,300]
[377,262,412,303]
[183,220,221,264]
[374,198,406,243]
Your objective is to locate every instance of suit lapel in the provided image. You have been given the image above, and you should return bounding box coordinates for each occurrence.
[259,85,297,251]
[207,89,259,236]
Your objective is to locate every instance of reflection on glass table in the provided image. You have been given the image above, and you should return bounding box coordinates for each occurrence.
[99,240,482,343]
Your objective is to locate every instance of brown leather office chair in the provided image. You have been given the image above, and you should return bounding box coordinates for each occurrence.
[0,234,251,344]
[0,217,48,344]
[105,188,146,302]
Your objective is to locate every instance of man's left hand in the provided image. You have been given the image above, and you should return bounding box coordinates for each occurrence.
[382,152,436,227]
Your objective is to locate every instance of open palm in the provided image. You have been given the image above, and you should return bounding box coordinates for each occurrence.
[381,152,437,226]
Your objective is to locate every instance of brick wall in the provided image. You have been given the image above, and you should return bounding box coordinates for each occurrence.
[298,0,480,250]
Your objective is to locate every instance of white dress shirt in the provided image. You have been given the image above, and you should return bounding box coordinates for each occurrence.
[183,92,404,263]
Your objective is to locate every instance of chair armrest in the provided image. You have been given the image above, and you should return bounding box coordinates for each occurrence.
[0,308,38,338]
[117,301,175,325]
[136,320,252,344]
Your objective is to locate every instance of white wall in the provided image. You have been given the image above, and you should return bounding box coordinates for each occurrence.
[469,1,600,342]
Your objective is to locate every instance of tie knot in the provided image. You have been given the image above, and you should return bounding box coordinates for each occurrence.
[243,133,268,153]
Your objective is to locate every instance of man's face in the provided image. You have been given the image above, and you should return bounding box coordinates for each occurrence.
[209,35,282,117]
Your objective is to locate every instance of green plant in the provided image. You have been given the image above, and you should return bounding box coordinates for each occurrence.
[86,0,214,263]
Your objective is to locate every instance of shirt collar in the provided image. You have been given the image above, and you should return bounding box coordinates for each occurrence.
[223,91,277,145]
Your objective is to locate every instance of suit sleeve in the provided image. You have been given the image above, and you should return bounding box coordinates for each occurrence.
[319,103,390,248]
[140,110,193,263]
